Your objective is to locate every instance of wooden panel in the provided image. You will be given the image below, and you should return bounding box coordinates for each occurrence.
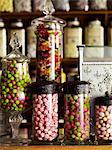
[0,146,112,150]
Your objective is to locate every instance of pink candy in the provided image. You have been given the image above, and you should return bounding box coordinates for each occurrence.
[33,93,58,141]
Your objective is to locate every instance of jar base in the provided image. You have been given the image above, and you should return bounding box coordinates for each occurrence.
[30,139,61,145]
[97,140,112,145]
[64,139,90,145]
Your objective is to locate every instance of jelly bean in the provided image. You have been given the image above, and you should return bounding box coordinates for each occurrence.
[33,93,58,141]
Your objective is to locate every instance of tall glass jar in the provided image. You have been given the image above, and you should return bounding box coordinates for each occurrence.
[89,0,107,10]
[31,81,59,144]
[0,0,13,12]
[31,0,66,83]
[95,93,112,145]
[64,81,90,145]
[69,0,89,10]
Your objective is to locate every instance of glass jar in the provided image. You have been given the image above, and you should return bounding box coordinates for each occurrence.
[31,0,66,83]
[31,81,59,144]
[64,81,90,145]
[89,0,107,10]
[95,93,112,144]
[33,0,46,11]
[85,19,104,46]
[27,25,37,58]
[14,0,32,12]
[1,34,31,112]
[7,20,25,55]
[0,0,13,12]
[64,18,82,58]
[69,0,89,10]
[107,0,112,10]
[0,19,7,57]
[108,21,112,46]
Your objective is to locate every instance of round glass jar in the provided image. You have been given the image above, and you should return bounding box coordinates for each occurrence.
[95,94,112,144]
[32,14,66,83]
[1,34,31,112]
[31,81,59,144]
[64,81,90,145]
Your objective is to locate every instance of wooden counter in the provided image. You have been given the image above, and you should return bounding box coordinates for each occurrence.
[0,146,112,150]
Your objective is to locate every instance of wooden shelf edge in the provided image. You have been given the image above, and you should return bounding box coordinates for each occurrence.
[0,145,112,150]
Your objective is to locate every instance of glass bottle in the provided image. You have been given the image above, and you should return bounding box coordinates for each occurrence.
[64,18,82,58]
[0,33,31,145]
[64,81,90,145]
[31,81,59,144]
[95,93,112,145]
[32,0,66,83]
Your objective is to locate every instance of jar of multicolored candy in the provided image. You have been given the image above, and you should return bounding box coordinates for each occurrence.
[31,81,59,144]
[64,81,90,145]
[1,33,31,113]
[31,0,66,83]
[95,93,112,144]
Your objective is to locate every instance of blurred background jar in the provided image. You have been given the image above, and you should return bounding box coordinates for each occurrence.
[89,0,107,10]
[85,19,104,46]
[64,18,82,58]
[95,93,112,144]
[14,0,32,12]
[33,0,46,12]
[69,0,89,11]
[52,0,70,11]
[31,81,59,144]
[26,25,36,58]
[7,20,25,55]
[107,0,112,10]
[64,81,90,145]
[0,0,13,12]
[0,19,7,57]
[108,20,112,46]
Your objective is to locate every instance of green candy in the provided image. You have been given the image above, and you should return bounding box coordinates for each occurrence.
[17,82,21,86]
[15,74,19,78]
[8,83,12,87]
[8,74,12,78]
[16,100,20,105]
[6,88,9,92]
[11,76,14,80]
[20,80,24,85]
[72,134,75,138]
[70,115,74,121]
[2,86,5,90]
[75,122,80,126]
[13,103,16,107]
[71,105,75,110]
[5,99,9,103]
[13,89,17,93]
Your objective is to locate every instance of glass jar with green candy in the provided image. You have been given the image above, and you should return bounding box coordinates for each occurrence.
[31,0,66,83]
[64,81,90,145]
[0,33,31,145]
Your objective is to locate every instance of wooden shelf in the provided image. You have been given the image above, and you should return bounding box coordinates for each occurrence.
[0,10,112,20]
[0,146,112,150]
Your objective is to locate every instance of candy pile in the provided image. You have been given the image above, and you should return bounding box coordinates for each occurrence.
[95,105,112,141]
[1,60,31,112]
[36,24,62,83]
[33,93,58,141]
[64,94,90,144]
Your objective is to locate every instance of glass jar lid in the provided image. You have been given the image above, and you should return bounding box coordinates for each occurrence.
[31,0,66,30]
[30,81,59,94]
[95,92,112,106]
[63,81,90,94]
[2,33,30,63]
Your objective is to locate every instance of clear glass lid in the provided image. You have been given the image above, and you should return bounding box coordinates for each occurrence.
[2,33,30,63]
[31,0,66,28]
